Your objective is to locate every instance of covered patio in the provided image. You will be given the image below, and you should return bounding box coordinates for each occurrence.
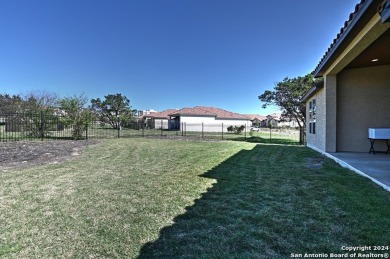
[301,0,390,192]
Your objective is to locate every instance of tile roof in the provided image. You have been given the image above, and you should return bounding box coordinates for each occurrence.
[314,0,369,76]
[267,113,282,120]
[142,109,178,119]
[244,114,266,121]
[169,106,250,120]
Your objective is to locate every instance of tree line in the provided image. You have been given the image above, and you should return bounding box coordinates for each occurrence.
[0,91,135,139]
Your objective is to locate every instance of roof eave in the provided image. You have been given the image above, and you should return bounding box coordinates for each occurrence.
[216,117,250,120]
[313,0,373,78]
[169,113,215,117]
[301,82,324,103]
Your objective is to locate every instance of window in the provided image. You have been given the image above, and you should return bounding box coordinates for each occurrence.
[312,99,316,119]
[308,99,316,135]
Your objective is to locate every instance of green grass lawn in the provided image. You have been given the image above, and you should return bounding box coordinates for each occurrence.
[0,139,389,258]
[247,130,300,144]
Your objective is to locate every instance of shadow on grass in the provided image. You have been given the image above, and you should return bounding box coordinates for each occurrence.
[138,145,390,258]
[231,136,300,145]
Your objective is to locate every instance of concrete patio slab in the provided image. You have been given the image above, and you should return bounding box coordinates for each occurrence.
[328,152,390,191]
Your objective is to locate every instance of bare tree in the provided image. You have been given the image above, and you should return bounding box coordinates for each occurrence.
[18,91,58,138]
[21,90,58,114]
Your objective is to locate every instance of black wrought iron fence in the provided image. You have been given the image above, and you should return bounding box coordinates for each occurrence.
[0,113,302,144]
[0,112,66,141]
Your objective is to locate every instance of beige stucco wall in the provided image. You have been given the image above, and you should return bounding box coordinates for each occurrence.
[306,88,326,152]
[337,65,390,152]
[324,76,337,152]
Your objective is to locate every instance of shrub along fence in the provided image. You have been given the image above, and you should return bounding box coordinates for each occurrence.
[0,113,302,144]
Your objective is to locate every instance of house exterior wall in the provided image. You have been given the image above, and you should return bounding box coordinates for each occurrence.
[179,115,250,132]
[152,119,169,129]
[179,116,216,125]
[324,75,337,152]
[306,88,326,152]
[337,65,390,152]
[215,119,250,130]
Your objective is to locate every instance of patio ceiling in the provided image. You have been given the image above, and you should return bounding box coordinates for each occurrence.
[345,27,390,69]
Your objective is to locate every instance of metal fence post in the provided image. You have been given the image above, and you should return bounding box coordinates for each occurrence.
[86,121,88,140]
[245,123,247,140]
[269,127,272,143]
[222,123,224,140]
[161,119,163,136]
[40,111,44,141]
[117,116,120,138]
[202,122,204,138]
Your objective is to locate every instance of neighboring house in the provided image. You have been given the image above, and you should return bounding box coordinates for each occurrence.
[262,113,281,128]
[246,113,300,128]
[140,109,177,129]
[168,106,251,132]
[245,114,266,127]
[302,0,390,152]
[138,109,158,117]
[139,106,250,131]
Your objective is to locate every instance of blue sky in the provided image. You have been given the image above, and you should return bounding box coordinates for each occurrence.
[1,0,357,115]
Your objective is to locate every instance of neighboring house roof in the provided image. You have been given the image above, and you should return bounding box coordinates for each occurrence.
[142,109,177,119]
[244,114,266,121]
[314,0,373,77]
[169,107,215,117]
[267,113,281,121]
[169,106,250,120]
[140,109,158,116]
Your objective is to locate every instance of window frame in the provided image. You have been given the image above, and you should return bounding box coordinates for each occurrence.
[308,99,316,135]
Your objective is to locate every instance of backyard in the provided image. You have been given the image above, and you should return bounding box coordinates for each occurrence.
[0,138,389,258]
